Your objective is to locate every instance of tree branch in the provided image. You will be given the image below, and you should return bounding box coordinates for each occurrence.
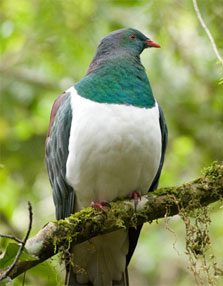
[0,235,23,245]
[0,202,33,281]
[192,0,223,65]
[0,67,59,90]
[0,162,222,280]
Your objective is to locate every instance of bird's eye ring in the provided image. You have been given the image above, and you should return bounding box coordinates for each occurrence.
[129,34,136,40]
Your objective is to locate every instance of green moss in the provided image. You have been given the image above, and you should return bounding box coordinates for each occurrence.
[152,187,178,197]
[203,161,223,178]
[46,161,223,284]
[177,198,219,284]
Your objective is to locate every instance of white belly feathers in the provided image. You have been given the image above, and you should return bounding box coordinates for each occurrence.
[66,86,161,210]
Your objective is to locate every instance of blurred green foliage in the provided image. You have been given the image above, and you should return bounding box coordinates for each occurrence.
[0,0,222,285]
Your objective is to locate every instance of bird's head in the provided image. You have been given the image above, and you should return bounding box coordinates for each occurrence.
[96,28,160,58]
[87,28,160,75]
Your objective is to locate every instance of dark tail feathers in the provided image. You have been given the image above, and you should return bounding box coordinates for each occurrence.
[65,266,129,286]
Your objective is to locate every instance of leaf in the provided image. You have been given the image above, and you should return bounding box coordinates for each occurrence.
[0,243,38,270]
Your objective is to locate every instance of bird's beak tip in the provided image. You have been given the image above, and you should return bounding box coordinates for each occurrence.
[145,39,161,48]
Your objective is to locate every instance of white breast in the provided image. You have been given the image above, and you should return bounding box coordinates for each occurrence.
[66,86,161,210]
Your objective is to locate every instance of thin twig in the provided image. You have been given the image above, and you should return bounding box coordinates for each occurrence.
[0,234,23,244]
[192,0,223,64]
[0,202,33,281]
[22,271,26,286]
[164,209,180,256]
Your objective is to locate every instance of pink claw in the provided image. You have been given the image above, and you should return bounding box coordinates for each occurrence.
[90,200,111,212]
[129,191,141,210]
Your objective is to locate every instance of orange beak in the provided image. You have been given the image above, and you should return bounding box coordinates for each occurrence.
[145,39,161,48]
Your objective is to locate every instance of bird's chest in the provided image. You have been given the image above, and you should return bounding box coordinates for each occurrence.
[66,92,161,209]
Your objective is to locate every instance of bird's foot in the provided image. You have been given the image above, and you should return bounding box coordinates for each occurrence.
[129,191,141,211]
[90,200,111,212]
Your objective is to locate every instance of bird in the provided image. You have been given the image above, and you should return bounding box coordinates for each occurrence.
[45,28,168,286]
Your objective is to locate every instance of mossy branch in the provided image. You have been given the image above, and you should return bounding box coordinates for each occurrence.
[0,162,222,280]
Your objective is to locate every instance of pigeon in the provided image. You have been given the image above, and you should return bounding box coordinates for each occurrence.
[45,28,168,286]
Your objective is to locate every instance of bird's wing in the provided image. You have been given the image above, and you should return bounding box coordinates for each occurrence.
[150,103,168,191]
[127,103,168,266]
[45,92,75,220]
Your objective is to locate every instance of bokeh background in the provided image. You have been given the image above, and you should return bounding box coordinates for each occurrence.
[0,0,223,285]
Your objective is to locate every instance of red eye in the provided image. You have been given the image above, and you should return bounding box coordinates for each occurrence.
[130,34,136,40]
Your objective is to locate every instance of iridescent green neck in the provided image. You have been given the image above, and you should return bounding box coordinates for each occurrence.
[75,55,155,108]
